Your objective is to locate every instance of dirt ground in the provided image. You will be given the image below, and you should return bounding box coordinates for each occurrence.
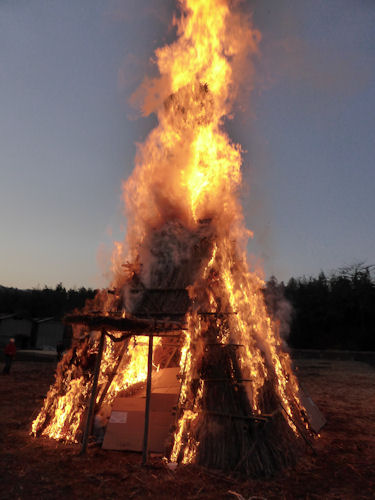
[1,357,374,499]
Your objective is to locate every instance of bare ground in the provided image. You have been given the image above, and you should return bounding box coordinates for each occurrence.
[0,358,374,499]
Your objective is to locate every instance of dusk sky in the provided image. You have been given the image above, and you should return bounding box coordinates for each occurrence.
[1,0,374,290]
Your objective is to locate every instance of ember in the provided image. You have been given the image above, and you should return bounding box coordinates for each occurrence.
[32,0,316,476]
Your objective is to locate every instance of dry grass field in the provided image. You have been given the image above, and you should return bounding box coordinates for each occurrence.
[1,357,374,499]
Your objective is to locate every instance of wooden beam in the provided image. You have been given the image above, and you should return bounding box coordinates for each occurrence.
[142,334,154,465]
[80,329,105,455]
[65,313,186,333]
[95,339,128,414]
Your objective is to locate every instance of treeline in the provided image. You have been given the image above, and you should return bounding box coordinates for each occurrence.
[2,264,374,351]
[266,263,375,351]
[0,283,96,318]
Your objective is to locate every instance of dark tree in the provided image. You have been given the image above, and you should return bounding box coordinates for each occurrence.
[282,263,375,351]
[0,284,96,319]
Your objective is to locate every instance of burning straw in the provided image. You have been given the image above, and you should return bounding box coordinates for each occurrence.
[32,0,313,476]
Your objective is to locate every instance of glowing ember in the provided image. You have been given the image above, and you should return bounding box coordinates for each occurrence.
[32,0,312,475]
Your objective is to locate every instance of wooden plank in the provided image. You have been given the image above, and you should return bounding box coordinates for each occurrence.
[80,329,106,454]
[142,334,154,465]
[65,313,186,333]
[95,340,128,413]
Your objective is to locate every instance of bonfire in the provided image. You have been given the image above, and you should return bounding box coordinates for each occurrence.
[32,0,314,476]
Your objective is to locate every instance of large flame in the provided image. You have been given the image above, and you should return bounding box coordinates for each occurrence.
[32,0,309,464]
[113,0,259,271]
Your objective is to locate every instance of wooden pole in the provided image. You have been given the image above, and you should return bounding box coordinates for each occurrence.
[95,339,127,414]
[142,334,154,465]
[80,329,106,455]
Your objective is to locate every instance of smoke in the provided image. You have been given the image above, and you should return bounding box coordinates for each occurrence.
[122,219,214,313]
[263,277,292,341]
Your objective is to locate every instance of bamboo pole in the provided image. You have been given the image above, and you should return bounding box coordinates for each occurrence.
[142,334,154,465]
[80,329,105,455]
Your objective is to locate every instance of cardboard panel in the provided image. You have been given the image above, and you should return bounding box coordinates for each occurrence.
[102,393,178,452]
[151,367,180,393]
[103,410,144,451]
[111,393,178,412]
[299,390,326,434]
[148,411,175,451]
[150,393,179,411]
[136,367,180,396]
[112,397,144,412]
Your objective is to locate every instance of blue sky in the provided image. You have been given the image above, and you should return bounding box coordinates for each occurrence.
[1,0,374,289]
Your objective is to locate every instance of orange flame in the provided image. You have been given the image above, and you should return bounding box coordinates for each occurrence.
[32,0,309,456]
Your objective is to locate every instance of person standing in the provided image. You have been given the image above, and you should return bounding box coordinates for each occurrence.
[3,338,16,375]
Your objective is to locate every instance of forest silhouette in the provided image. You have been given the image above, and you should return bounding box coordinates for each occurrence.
[265,263,375,351]
[1,263,374,351]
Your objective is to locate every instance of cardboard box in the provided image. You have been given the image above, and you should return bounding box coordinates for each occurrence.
[145,367,180,394]
[102,368,181,452]
[102,393,179,452]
